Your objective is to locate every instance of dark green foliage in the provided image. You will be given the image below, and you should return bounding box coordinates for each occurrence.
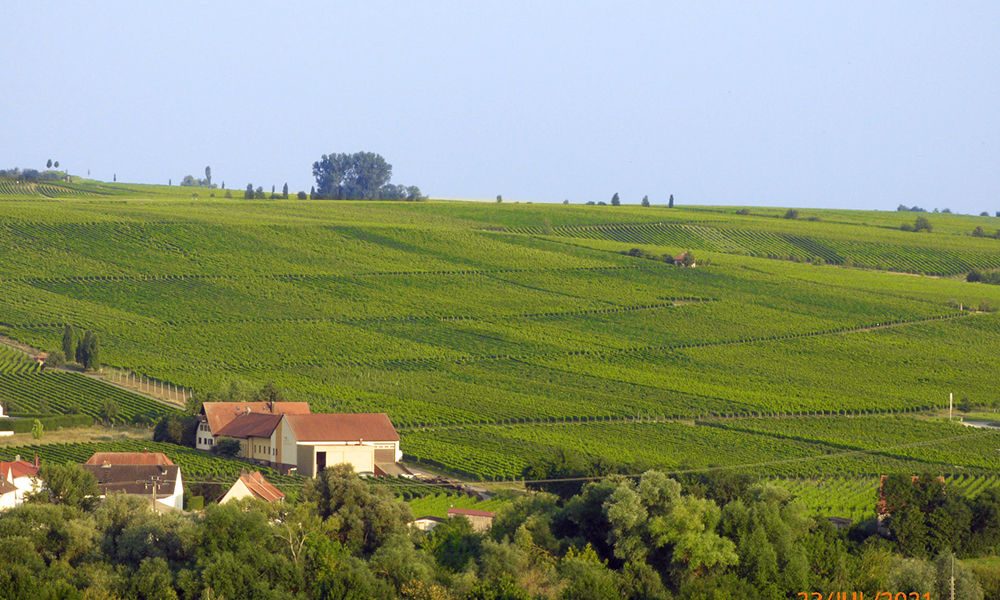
[304,463,412,556]
[211,437,241,458]
[611,193,620,206]
[152,415,198,446]
[282,183,289,199]
[641,195,650,207]
[783,209,799,220]
[523,448,623,501]
[736,208,750,215]
[245,183,253,199]
[312,152,421,200]
[75,330,100,370]
[668,194,674,208]
[61,324,74,360]
[27,463,100,511]
[0,413,91,433]
[297,190,307,199]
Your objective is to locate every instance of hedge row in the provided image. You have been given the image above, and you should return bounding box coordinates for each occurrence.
[0,414,93,433]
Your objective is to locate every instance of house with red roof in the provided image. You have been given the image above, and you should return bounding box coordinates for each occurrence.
[197,401,311,451]
[81,452,184,512]
[219,470,285,504]
[278,412,401,478]
[0,455,40,509]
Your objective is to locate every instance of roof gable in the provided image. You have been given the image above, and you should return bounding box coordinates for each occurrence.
[240,470,285,502]
[215,413,282,439]
[284,413,399,443]
[84,452,174,466]
[0,460,39,480]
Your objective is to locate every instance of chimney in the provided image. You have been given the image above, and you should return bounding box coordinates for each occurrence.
[14,455,20,462]
[34,455,39,469]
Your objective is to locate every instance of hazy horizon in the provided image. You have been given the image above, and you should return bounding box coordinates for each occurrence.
[2,2,997,214]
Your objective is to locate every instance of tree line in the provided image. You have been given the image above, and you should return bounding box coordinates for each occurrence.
[3,457,998,599]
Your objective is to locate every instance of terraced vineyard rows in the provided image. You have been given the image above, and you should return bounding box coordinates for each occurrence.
[505,221,1000,275]
[0,372,178,422]
[400,418,997,481]
[0,346,40,374]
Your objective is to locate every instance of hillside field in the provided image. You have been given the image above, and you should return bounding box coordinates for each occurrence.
[2,183,1000,486]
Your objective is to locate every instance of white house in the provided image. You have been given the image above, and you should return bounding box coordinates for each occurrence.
[81,452,184,512]
[0,456,40,507]
[219,470,285,504]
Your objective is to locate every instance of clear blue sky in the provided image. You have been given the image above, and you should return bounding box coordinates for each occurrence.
[3,2,998,213]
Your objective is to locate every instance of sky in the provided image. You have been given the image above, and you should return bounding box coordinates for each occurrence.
[2,2,998,213]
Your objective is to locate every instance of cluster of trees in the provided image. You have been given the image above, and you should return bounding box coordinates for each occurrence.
[179,167,217,189]
[312,152,424,201]
[901,216,932,233]
[966,269,1000,286]
[0,167,65,182]
[588,194,672,207]
[970,226,1000,239]
[620,248,703,267]
[244,183,300,200]
[4,463,997,599]
[897,205,957,215]
[44,324,100,370]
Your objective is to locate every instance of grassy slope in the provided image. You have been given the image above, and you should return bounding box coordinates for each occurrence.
[1,185,999,480]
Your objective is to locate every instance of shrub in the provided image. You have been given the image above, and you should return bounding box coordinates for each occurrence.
[783,209,799,220]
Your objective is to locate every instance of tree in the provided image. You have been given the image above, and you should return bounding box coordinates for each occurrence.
[62,324,75,361]
[43,350,64,369]
[641,195,650,207]
[245,183,254,200]
[312,152,394,199]
[31,419,44,440]
[78,330,100,370]
[47,159,53,169]
[914,216,933,233]
[28,463,100,510]
[972,226,986,237]
[303,463,412,555]
[297,191,307,199]
[496,195,502,203]
[101,398,120,425]
[205,166,212,188]
[783,209,799,220]
[611,193,620,206]
[211,438,241,458]
[668,194,674,208]
[53,161,59,169]
[282,183,289,199]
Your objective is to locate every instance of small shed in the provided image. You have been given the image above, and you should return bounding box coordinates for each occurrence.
[219,470,285,504]
[412,516,445,532]
[447,507,495,532]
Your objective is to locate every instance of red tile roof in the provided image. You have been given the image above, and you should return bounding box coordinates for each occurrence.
[284,413,399,443]
[215,413,282,439]
[84,452,175,466]
[0,460,39,481]
[202,402,311,434]
[237,470,285,502]
[447,508,495,518]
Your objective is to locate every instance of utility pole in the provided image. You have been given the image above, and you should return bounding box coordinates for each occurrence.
[143,476,161,511]
[951,553,955,600]
[950,392,954,420]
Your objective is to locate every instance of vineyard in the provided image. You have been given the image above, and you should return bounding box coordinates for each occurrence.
[0,346,40,375]
[0,372,178,423]
[401,415,1000,481]
[406,493,511,519]
[0,192,998,483]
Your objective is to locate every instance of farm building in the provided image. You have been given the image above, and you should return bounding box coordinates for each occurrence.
[81,452,183,512]
[207,408,404,478]
[198,401,311,451]
[219,470,285,504]
[282,413,401,478]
